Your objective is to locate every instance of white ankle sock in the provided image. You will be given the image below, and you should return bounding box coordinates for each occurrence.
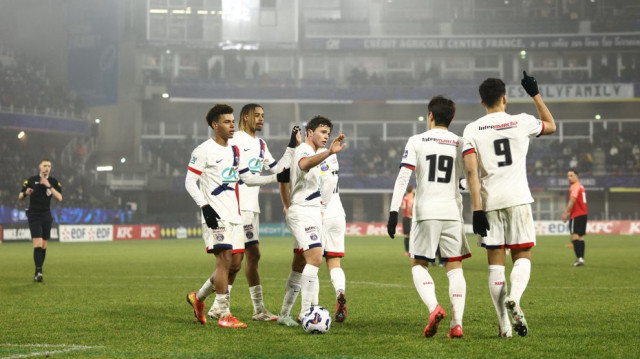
[412,264,438,313]
[447,268,466,328]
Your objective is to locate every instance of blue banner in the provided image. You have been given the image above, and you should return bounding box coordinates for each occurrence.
[67,0,118,106]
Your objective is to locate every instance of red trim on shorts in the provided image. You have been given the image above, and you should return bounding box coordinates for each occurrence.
[324,251,344,257]
[446,253,472,262]
[507,242,535,249]
[188,166,202,175]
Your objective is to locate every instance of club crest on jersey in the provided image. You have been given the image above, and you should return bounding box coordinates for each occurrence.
[310,233,318,241]
[320,162,329,172]
[190,156,197,164]
[248,158,262,174]
[215,233,225,241]
[221,167,238,184]
[246,231,254,239]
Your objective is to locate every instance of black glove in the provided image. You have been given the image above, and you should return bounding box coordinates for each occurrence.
[458,178,467,191]
[472,210,490,237]
[521,71,539,97]
[201,204,221,229]
[387,211,398,239]
[276,168,290,183]
[288,126,300,148]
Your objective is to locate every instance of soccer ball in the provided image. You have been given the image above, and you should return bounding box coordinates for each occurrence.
[301,305,332,334]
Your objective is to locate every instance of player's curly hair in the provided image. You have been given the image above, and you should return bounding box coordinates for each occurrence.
[239,103,263,132]
[206,104,234,127]
[479,78,506,108]
[427,95,456,127]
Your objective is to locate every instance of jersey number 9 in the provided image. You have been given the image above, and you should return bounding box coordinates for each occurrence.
[494,139,513,167]
[425,154,453,183]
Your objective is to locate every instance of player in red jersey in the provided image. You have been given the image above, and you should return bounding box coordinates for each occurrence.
[562,169,588,267]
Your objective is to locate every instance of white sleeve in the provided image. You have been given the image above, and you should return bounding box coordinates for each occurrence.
[185,170,207,207]
[320,174,338,211]
[268,146,294,174]
[238,168,277,186]
[390,167,413,212]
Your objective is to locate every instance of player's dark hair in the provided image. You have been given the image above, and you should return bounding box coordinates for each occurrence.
[40,158,51,164]
[306,116,333,133]
[479,78,506,108]
[239,103,262,132]
[427,95,456,127]
[206,104,234,127]
[569,169,579,176]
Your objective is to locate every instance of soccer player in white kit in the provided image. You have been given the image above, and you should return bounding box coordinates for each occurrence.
[276,116,346,327]
[318,152,348,323]
[184,104,290,328]
[207,103,300,322]
[386,96,483,339]
[463,72,556,337]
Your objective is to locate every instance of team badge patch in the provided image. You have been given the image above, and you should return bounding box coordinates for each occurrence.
[310,233,318,241]
[190,156,197,164]
[402,150,408,158]
[215,233,225,242]
[320,163,329,171]
[246,231,254,239]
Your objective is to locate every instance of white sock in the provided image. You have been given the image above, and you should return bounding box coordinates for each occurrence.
[447,268,466,328]
[197,278,215,301]
[215,293,230,317]
[227,284,233,300]
[280,271,301,317]
[312,276,319,305]
[300,264,320,317]
[509,258,531,304]
[412,265,438,313]
[330,267,346,295]
[488,265,509,327]
[249,285,265,313]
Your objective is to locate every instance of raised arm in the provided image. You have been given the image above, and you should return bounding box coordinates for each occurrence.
[521,71,556,135]
[299,134,346,171]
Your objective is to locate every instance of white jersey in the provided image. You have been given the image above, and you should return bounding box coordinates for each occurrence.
[289,142,322,208]
[462,112,544,211]
[187,138,241,224]
[397,128,465,221]
[319,153,345,219]
[230,130,289,213]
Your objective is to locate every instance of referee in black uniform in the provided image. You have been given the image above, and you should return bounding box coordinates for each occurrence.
[18,159,62,282]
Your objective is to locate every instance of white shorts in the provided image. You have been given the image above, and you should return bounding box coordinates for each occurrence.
[286,204,322,253]
[410,219,471,262]
[202,221,244,254]
[481,204,536,249]
[241,211,260,247]
[322,215,346,257]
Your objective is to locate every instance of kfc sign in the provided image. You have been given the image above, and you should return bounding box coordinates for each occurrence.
[114,225,160,240]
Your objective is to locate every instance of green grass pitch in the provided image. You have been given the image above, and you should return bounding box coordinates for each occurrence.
[1,235,638,358]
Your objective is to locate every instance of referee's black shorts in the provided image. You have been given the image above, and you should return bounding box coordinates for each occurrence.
[402,217,412,236]
[569,215,588,236]
[27,211,53,240]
